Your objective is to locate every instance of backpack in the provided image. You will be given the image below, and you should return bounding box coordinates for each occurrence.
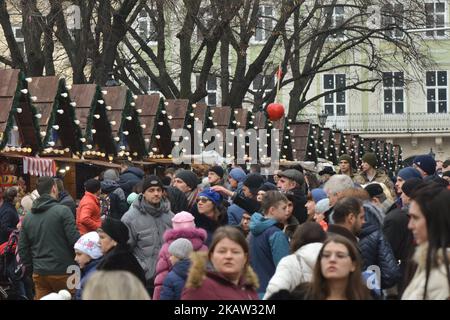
[0,230,25,283]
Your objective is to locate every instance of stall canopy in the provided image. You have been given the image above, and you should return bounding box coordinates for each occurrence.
[23,156,56,177]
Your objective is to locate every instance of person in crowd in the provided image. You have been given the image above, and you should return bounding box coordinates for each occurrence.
[249,191,290,298]
[276,169,308,224]
[118,161,145,197]
[228,167,246,191]
[96,217,146,285]
[395,167,422,194]
[193,188,228,245]
[207,165,225,187]
[323,174,355,223]
[304,188,328,221]
[412,154,437,181]
[121,175,173,295]
[354,152,395,197]
[18,177,80,299]
[314,198,330,231]
[283,192,299,241]
[54,178,76,218]
[442,171,450,183]
[327,196,364,244]
[364,183,394,215]
[82,271,150,300]
[173,169,200,211]
[73,231,103,300]
[238,211,252,238]
[19,194,34,216]
[0,187,19,244]
[182,226,259,300]
[164,186,189,214]
[304,171,321,190]
[164,167,176,185]
[264,222,326,299]
[337,154,355,179]
[160,238,194,300]
[126,181,143,206]
[402,183,450,299]
[256,182,278,203]
[76,179,101,235]
[153,211,207,300]
[100,169,128,220]
[318,166,336,186]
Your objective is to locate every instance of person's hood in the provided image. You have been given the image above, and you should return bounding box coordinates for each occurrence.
[82,258,102,274]
[101,180,121,193]
[249,212,278,236]
[294,242,323,270]
[163,228,207,251]
[172,259,191,280]
[185,252,259,290]
[31,194,59,214]
[133,194,171,217]
[58,190,71,201]
[362,202,384,229]
[123,167,145,178]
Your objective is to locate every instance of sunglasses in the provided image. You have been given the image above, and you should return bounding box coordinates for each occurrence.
[196,196,211,203]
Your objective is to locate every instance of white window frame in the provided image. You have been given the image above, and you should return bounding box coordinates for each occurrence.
[382,71,405,114]
[251,5,275,44]
[330,5,346,40]
[424,1,448,38]
[138,75,161,95]
[381,2,404,39]
[12,26,26,62]
[426,70,448,113]
[137,9,157,45]
[197,75,218,107]
[252,74,275,100]
[323,74,347,116]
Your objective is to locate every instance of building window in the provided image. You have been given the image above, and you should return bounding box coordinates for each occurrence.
[137,9,157,43]
[253,6,274,43]
[323,74,346,116]
[331,5,345,39]
[383,72,404,114]
[138,75,160,93]
[381,3,404,38]
[12,27,26,60]
[198,75,217,107]
[426,71,447,113]
[253,74,275,98]
[425,1,447,37]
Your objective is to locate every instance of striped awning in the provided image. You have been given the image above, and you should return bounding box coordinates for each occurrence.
[23,156,56,177]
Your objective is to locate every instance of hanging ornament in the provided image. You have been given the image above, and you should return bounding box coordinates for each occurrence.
[266,103,285,121]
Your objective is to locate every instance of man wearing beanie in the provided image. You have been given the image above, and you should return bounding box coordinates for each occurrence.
[173,169,200,211]
[228,167,246,191]
[207,165,225,187]
[395,167,422,195]
[338,154,354,178]
[412,154,437,180]
[18,176,80,299]
[76,178,102,235]
[121,175,174,295]
[277,169,308,223]
[354,152,395,197]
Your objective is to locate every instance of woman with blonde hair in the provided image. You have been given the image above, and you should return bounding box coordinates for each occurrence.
[82,271,150,300]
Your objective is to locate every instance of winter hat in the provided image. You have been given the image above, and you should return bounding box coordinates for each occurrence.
[315,198,330,214]
[40,290,71,300]
[208,165,224,179]
[74,231,103,259]
[338,154,352,164]
[364,183,384,198]
[318,166,336,176]
[401,178,426,197]
[175,170,199,191]
[198,188,223,206]
[168,238,193,260]
[84,179,101,193]
[243,173,265,195]
[311,188,327,203]
[397,167,422,181]
[172,211,196,229]
[142,175,163,191]
[101,217,129,245]
[229,167,246,183]
[277,169,305,186]
[127,192,139,205]
[103,169,119,181]
[362,152,378,168]
[20,195,34,213]
[413,155,436,176]
[258,182,278,192]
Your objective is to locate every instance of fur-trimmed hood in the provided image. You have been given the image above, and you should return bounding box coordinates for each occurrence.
[185,252,259,290]
[163,228,207,251]
[413,242,450,269]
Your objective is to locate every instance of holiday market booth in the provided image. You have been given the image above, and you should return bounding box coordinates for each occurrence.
[311,124,326,159]
[288,121,318,163]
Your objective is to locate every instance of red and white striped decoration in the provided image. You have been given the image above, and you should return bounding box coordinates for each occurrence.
[23,157,56,177]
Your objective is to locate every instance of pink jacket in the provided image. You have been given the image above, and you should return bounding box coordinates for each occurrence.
[152,227,208,300]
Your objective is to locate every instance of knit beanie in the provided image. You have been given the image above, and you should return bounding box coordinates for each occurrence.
[229,167,246,183]
[168,238,193,260]
[208,165,224,179]
[338,154,352,164]
[243,173,265,196]
[311,188,327,203]
[103,169,119,181]
[172,211,196,229]
[20,195,34,213]
[101,217,129,245]
[364,183,384,198]
[74,231,103,259]
[397,167,422,181]
[362,152,378,168]
[315,198,330,214]
[84,179,101,193]
[198,188,223,206]
[258,182,278,192]
[401,178,426,197]
[175,170,199,191]
[413,155,436,176]
[127,192,139,205]
[142,175,163,191]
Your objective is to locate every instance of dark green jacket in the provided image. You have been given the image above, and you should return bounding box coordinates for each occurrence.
[18,194,80,275]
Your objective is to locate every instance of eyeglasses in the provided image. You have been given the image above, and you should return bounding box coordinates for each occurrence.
[322,251,350,260]
[196,197,211,203]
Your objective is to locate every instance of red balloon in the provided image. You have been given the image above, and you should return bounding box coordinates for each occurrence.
[266,103,285,121]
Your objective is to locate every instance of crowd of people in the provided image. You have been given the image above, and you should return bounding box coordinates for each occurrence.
[0,154,449,300]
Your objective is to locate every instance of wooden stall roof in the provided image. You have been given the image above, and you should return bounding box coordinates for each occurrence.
[165,99,189,130]
[232,108,250,130]
[135,94,160,151]
[28,76,60,131]
[0,69,41,152]
[311,124,325,159]
[192,102,208,123]
[211,106,232,137]
[252,111,267,129]
[101,86,128,136]
[289,122,312,161]
[333,130,346,157]
[69,84,98,134]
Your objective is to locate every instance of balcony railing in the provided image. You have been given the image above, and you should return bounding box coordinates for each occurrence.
[300,112,450,133]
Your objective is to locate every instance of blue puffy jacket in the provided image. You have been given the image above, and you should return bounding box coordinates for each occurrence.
[118,167,145,197]
[160,258,190,300]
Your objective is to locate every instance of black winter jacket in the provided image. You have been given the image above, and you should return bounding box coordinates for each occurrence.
[0,202,19,244]
[287,188,308,224]
[101,180,129,220]
[118,167,145,197]
[58,191,77,218]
